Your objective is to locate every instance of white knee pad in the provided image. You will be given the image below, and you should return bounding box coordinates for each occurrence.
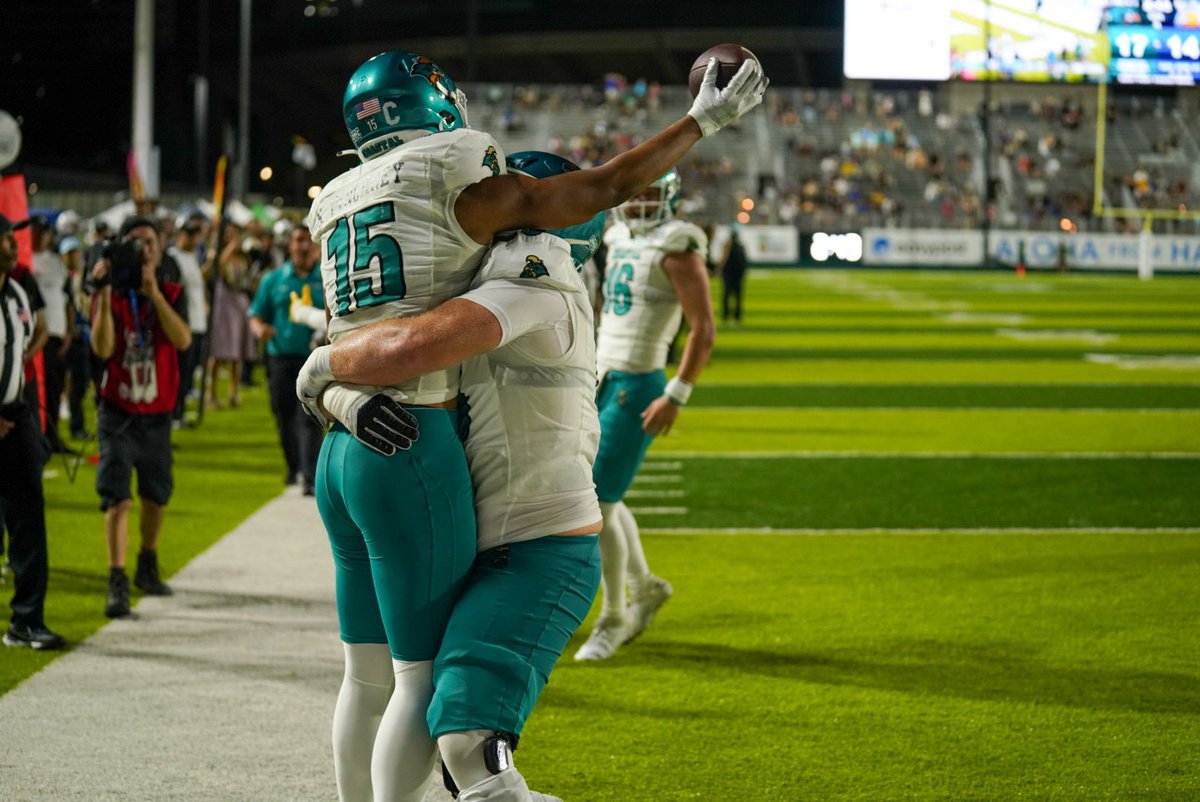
[370,659,437,802]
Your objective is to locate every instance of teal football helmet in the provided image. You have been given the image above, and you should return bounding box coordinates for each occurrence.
[613,169,681,233]
[505,151,605,269]
[343,50,469,162]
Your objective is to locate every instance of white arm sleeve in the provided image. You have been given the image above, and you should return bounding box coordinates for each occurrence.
[458,279,572,360]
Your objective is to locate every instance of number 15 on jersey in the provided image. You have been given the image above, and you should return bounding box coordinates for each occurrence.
[327,200,407,316]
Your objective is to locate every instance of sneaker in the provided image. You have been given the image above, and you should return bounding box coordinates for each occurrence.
[574,614,630,661]
[133,550,173,596]
[625,575,673,644]
[105,570,132,618]
[3,623,67,650]
[301,480,316,497]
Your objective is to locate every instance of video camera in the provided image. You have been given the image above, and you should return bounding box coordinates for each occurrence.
[94,237,145,293]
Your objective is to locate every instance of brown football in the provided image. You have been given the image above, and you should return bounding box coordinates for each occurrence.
[688,43,758,97]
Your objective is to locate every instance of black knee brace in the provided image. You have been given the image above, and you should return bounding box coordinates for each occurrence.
[442,731,522,798]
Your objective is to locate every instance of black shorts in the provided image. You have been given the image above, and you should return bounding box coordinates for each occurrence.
[96,403,174,510]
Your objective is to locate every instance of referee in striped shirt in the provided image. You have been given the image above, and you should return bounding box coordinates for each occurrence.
[0,213,64,650]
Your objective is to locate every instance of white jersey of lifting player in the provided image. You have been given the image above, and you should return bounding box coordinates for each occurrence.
[596,219,709,375]
[456,231,601,551]
[308,128,505,405]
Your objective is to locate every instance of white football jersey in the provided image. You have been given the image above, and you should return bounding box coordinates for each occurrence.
[596,219,707,374]
[457,232,602,550]
[308,128,505,404]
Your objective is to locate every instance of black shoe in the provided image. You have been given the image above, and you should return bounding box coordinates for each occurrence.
[4,623,67,650]
[284,473,298,487]
[105,569,132,618]
[133,550,173,596]
[302,480,316,497]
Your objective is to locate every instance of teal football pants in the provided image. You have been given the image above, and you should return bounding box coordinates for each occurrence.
[592,369,667,503]
[316,410,477,662]
[427,535,601,737]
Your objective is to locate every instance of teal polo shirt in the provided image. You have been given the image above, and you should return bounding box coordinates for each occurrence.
[249,261,325,357]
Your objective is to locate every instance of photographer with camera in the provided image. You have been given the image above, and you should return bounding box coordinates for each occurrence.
[90,216,191,619]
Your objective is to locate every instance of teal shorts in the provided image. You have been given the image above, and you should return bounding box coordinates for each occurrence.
[427,535,601,737]
[592,369,667,503]
[316,409,477,662]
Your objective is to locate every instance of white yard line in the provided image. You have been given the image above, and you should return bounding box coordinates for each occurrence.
[625,489,687,499]
[685,406,1200,413]
[653,451,1200,460]
[627,507,690,516]
[641,526,1200,536]
[633,474,685,482]
[640,461,683,470]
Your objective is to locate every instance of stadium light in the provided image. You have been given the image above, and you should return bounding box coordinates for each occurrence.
[740,198,755,212]
[737,211,751,224]
[259,166,273,181]
[307,185,323,200]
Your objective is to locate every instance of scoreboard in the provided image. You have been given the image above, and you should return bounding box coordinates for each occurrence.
[1109,1,1200,84]
[845,0,1200,86]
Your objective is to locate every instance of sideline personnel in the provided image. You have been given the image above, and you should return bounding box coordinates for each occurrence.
[91,216,192,618]
[0,213,65,650]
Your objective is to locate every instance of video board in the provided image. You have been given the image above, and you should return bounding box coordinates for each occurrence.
[844,0,1200,85]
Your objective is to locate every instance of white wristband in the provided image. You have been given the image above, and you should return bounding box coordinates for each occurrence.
[665,377,693,406]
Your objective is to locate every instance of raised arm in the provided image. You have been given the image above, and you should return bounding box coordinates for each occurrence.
[454,59,767,244]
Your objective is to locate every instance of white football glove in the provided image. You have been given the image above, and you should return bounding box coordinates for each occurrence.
[321,383,420,456]
[297,344,335,426]
[687,58,769,137]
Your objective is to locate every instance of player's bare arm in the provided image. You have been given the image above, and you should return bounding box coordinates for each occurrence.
[640,250,715,436]
[327,299,502,386]
[455,59,767,244]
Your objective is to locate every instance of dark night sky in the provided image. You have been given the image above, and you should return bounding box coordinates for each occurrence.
[1,0,844,198]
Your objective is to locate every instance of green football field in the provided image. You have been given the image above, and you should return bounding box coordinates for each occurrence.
[9,268,1200,800]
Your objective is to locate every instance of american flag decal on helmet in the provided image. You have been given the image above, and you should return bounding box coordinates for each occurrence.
[355,98,381,120]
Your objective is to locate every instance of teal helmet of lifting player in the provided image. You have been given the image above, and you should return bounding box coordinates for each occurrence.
[343,50,468,162]
[506,150,605,269]
[614,169,681,233]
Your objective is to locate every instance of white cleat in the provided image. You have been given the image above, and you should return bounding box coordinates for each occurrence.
[626,576,673,643]
[573,614,630,661]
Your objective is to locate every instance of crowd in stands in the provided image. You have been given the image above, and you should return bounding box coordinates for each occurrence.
[469,78,1200,234]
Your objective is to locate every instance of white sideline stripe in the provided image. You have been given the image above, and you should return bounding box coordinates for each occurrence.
[628,507,689,515]
[653,451,1200,460]
[633,474,684,483]
[642,527,1200,536]
[641,461,683,470]
[625,489,686,499]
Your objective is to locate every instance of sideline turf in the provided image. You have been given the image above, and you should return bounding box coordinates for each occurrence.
[0,387,285,694]
[4,269,1198,800]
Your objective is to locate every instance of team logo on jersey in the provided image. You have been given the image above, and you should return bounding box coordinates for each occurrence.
[520,254,549,279]
[482,146,500,177]
[617,389,629,407]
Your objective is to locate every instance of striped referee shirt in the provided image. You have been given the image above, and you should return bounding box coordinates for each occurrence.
[0,274,34,405]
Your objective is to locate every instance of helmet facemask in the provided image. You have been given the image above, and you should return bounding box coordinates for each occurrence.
[613,171,681,233]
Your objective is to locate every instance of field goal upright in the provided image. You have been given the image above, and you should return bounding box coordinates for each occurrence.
[1092,80,1200,280]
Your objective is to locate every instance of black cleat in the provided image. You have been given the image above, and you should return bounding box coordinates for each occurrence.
[133,550,173,596]
[3,623,67,650]
[105,569,132,618]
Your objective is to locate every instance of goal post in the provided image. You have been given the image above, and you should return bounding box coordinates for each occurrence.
[1091,80,1200,279]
